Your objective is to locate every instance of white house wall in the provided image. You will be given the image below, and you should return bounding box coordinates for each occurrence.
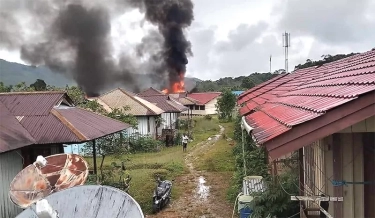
[124,116,157,136]
[205,97,218,115]
[161,113,179,129]
[181,97,220,116]
[0,150,23,218]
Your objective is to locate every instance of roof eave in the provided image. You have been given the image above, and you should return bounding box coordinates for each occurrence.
[264,91,375,160]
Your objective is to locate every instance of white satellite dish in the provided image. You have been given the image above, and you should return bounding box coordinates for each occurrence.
[16,185,144,218]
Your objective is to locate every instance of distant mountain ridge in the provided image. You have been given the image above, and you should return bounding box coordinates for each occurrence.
[0,59,201,92]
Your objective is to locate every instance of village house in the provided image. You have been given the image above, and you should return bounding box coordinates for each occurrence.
[237,49,375,218]
[91,88,164,138]
[137,87,188,145]
[0,91,130,218]
[177,92,221,116]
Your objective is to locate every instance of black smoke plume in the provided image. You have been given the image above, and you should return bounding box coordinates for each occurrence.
[140,0,194,92]
[0,0,194,96]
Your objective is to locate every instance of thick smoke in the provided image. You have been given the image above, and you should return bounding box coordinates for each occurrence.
[140,0,194,92]
[0,0,194,96]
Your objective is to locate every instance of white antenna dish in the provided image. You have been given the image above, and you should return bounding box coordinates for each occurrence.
[9,154,89,208]
[16,185,145,218]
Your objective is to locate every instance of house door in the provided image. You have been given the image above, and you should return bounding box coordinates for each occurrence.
[363,132,375,218]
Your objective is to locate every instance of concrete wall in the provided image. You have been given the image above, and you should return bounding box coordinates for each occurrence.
[0,151,23,218]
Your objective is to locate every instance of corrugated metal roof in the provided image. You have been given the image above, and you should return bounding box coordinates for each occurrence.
[139,95,188,112]
[0,92,65,116]
[20,113,80,144]
[97,88,164,116]
[54,107,130,141]
[187,92,221,105]
[0,92,130,153]
[137,87,164,96]
[239,49,375,144]
[0,102,36,153]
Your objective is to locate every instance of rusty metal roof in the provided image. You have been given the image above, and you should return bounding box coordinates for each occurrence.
[0,92,130,153]
[240,49,375,145]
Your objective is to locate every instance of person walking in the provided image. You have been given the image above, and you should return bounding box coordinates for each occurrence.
[182,133,189,152]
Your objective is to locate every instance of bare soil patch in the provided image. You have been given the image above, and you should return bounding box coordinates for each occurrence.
[146,125,234,218]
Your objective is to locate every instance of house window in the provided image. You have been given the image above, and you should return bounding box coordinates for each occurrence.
[189,105,194,110]
[200,105,205,110]
[195,105,200,110]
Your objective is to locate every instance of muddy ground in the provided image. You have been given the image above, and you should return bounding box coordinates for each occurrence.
[146,125,234,218]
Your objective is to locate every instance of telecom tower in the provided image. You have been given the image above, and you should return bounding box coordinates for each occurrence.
[282,32,291,73]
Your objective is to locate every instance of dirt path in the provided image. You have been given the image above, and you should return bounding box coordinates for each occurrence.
[146,125,234,218]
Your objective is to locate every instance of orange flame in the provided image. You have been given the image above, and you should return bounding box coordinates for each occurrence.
[162,73,185,94]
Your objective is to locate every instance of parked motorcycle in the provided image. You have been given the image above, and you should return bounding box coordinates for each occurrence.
[152,175,173,213]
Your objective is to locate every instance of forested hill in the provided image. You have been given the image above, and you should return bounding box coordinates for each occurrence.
[294,53,360,70]
[193,50,372,92]
[192,72,278,92]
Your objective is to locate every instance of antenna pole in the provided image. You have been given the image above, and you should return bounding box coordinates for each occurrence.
[282,32,291,73]
[270,55,272,73]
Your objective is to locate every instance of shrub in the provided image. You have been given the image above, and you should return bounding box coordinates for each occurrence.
[228,120,300,217]
[128,135,162,153]
[204,114,212,120]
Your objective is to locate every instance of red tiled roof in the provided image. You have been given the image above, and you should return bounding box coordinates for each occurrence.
[187,92,221,105]
[239,49,375,145]
[0,92,130,153]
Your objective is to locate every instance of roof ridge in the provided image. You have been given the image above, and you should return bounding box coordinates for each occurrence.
[51,108,88,141]
[0,91,66,95]
[132,95,164,114]
[118,88,157,113]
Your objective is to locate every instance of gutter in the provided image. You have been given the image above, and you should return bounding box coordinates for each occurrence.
[241,116,253,134]
[241,116,260,146]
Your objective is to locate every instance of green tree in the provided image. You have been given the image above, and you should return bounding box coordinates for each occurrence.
[30,79,47,91]
[216,89,236,121]
[0,82,12,92]
[241,77,256,89]
[12,82,35,92]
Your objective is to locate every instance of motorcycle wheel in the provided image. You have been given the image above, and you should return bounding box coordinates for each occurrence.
[152,203,160,214]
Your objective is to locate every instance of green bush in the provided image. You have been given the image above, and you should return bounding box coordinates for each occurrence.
[128,135,162,153]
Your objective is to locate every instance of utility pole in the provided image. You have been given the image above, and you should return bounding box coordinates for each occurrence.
[282,32,291,73]
[270,55,272,73]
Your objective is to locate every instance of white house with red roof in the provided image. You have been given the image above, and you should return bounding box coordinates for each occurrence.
[238,49,375,218]
[181,92,221,116]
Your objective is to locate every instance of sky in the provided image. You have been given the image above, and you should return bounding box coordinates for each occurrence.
[0,0,374,81]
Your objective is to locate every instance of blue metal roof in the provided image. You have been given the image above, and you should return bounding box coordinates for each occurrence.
[232,91,244,96]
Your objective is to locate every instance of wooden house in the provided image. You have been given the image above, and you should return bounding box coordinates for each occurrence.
[238,49,375,218]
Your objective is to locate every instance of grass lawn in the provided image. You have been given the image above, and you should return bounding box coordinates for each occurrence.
[84,116,224,214]
[195,120,236,172]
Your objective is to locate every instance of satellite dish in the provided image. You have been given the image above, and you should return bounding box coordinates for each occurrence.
[16,185,145,218]
[9,153,89,208]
